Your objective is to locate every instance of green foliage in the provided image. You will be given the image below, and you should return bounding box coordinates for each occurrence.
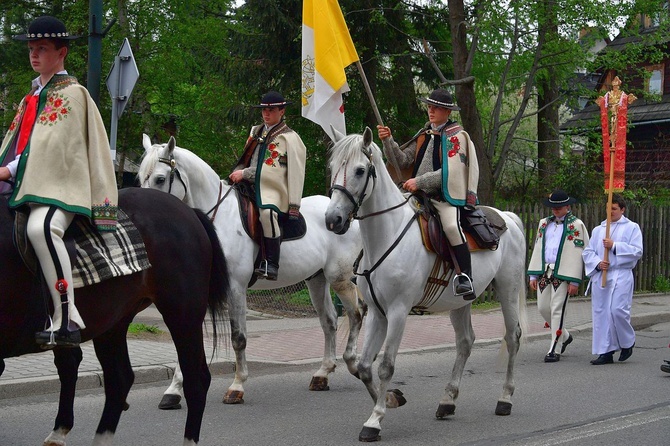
[127,323,162,334]
[653,275,670,293]
[1,0,668,202]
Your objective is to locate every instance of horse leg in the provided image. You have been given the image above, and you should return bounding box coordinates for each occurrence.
[436,305,475,419]
[359,309,408,442]
[91,325,135,445]
[494,280,524,416]
[330,276,364,378]
[222,286,248,404]
[169,322,210,444]
[43,347,82,446]
[305,273,337,391]
[159,363,184,410]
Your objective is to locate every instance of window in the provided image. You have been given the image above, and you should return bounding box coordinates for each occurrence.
[645,64,664,95]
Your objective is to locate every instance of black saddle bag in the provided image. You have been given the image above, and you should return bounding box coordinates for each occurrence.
[460,207,499,250]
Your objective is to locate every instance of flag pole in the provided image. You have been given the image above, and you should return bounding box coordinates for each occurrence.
[598,77,635,287]
[602,136,616,287]
[354,60,403,180]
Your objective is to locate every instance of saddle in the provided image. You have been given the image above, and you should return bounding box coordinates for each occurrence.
[233,182,307,243]
[413,194,507,262]
[12,207,151,288]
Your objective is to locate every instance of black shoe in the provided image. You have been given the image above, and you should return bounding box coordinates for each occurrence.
[560,334,573,354]
[35,329,81,348]
[661,360,670,374]
[544,352,560,363]
[590,352,614,365]
[619,343,635,362]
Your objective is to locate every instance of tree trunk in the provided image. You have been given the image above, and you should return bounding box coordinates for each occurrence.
[536,0,560,197]
[447,0,492,204]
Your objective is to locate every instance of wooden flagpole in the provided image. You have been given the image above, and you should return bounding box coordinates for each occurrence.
[354,60,403,180]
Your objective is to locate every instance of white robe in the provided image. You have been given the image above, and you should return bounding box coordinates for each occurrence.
[583,215,643,354]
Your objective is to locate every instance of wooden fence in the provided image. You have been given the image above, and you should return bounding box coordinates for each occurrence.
[502,202,670,294]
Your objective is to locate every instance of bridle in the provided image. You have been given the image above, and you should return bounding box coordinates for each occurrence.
[328,145,377,221]
[143,149,233,222]
[142,151,188,197]
[328,143,415,317]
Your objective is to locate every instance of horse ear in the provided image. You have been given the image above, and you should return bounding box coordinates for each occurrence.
[167,136,176,155]
[329,125,345,142]
[363,127,373,147]
[142,133,152,153]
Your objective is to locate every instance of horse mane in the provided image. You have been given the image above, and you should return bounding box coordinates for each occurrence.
[137,143,162,184]
[328,131,384,171]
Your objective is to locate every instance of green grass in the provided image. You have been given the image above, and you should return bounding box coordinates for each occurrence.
[471,300,501,310]
[127,323,162,335]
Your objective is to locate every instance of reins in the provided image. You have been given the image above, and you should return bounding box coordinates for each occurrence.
[354,212,418,317]
[205,181,234,222]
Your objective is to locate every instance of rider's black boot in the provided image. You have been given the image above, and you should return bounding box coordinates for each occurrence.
[254,237,280,280]
[453,243,475,300]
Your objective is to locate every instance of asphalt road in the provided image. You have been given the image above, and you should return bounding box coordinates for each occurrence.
[2,323,670,446]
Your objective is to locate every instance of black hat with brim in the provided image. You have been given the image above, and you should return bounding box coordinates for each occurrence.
[419,88,461,111]
[13,16,79,41]
[542,189,577,207]
[251,91,293,108]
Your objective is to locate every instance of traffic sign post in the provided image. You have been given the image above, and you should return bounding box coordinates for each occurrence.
[106,38,139,159]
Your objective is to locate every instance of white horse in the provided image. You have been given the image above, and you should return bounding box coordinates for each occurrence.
[324,127,528,442]
[138,134,364,408]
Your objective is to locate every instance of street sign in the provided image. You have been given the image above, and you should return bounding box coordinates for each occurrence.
[106,38,139,118]
[106,38,139,158]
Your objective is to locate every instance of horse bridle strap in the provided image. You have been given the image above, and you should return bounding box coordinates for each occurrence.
[355,212,419,317]
[205,181,234,222]
[157,155,188,196]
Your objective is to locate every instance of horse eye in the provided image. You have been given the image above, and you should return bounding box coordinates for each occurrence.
[355,167,366,176]
[156,176,166,185]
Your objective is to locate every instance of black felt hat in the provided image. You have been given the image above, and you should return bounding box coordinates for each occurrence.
[13,16,79,41]
[543,189,577,208]
[251,91,293,108]
[419,88,461,111]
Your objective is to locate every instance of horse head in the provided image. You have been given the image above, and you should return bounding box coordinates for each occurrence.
[139,134,189,200]
[325,127,378,234]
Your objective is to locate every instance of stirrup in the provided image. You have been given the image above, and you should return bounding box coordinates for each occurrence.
[453,273,474,297]
[254,259,269,278]
[39,317,57,349]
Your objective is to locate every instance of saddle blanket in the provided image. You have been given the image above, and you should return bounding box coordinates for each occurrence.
[71,209,152,288]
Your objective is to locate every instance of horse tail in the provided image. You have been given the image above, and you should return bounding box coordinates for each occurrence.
[194,209,230,354]
[504,211,529,345]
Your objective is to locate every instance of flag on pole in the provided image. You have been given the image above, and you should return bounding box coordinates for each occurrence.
[301,0,359,141]
[596,77,635,193]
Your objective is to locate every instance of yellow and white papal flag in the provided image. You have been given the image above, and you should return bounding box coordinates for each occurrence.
[301,0,359,141]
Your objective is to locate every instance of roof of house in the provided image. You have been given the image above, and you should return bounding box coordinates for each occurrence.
[561,95,670,132]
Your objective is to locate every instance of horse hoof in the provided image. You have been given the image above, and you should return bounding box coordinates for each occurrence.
[309,376,330,391]
[386,388,407,408]
[223,390,245,404]
[495,401,512,416]
[359,426,381,442]
[435,403,456,419]
[158,394,182,410]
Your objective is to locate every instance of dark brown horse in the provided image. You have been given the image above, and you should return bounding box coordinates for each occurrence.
[0,187,230,445]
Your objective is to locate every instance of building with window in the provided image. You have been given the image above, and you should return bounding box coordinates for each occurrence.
[561,12,670,190]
